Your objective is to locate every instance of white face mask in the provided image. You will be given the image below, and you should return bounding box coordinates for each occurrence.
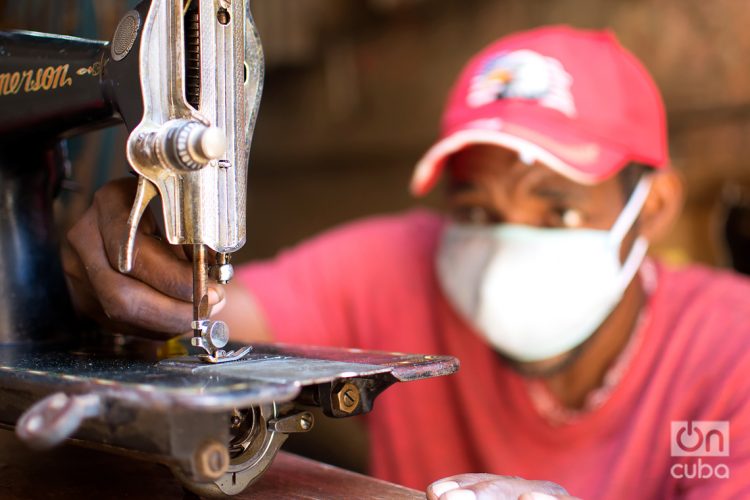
[436,176,653,363]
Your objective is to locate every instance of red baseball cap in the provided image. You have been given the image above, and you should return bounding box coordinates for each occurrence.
[411,25,669,196]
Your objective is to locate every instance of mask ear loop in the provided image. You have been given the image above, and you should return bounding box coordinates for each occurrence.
[609,175,653,245]
[607,175,654,290]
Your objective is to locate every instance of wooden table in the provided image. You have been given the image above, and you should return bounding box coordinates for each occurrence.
[0,430,422,499]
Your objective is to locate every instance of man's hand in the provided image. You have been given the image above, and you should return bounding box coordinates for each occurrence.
[61,178,225,339]
[427,474,580,500]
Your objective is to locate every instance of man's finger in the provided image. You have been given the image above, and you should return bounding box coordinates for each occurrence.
[70,216,194,334]
[92,177,158,233]
[428,474,507,499]
[61,236,88,283]
[89,263,194,334]
[87,181,193,302]
[112,232,194,302]
[89,180,194,302]
[428,474,571,500]
[468,479,567,499]
[64,273,103,321]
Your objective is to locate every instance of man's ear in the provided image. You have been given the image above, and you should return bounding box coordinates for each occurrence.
[639,167,684,243]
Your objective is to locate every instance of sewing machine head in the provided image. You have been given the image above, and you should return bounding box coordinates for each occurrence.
[111,0,262,255]
[0,0,262,357]
[114,0,263,362]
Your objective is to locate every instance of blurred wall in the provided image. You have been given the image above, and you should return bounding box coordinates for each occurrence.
[245,0,750,268]
[2,0,746,266]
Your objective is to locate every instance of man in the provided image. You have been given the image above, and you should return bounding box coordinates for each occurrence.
[63,26,750,499]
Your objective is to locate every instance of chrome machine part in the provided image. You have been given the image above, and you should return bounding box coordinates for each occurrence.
[332,382,361,415]
[191,319,253,364]
[120,0,264,361]
[210,253,235,284]
[193,439,231,482]
[112,10,141,62]
[174,404,299,497]
[16,392,103,450]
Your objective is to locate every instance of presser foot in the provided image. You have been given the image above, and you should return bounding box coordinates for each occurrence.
[198,346,254,364]
[191,320,252,364]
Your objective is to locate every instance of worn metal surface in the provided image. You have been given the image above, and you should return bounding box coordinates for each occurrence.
[247,343,460,382]
[0,348,298,412]
[165,356,394,385]
[0,343,457,412]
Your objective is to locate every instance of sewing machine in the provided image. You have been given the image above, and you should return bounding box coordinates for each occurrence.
[0,1,457,496]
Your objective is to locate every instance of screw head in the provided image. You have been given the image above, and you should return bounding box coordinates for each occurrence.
[205,321,229,349]
[332,382,360,415]
[300,415,312,431]
[194,440,229,481]
[209,263,234,284]
[217,8,231,25]
[343,391,355,406]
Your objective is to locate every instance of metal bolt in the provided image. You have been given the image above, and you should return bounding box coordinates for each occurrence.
[194,440,230,482]
[332,382,360,415]
[299,414,312,431]
[217,8,231,25]
[209,263,234,284]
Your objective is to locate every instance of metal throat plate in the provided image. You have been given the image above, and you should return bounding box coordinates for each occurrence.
[0,342,458,412]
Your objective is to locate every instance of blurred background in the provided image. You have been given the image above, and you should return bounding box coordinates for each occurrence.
[3,0,750,268]
[2,0,750,473]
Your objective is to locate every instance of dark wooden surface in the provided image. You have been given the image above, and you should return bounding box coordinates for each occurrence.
[0,430,422,499]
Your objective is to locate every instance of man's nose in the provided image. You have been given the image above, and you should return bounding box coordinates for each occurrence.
[496,201,545,227]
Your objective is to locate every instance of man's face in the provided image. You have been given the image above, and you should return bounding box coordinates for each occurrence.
[446,145,628,231]
[444,144,634,375]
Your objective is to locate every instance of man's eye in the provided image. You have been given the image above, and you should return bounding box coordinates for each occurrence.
[546,205,585,228]
[454,206,494,225]
[560,208,584,228]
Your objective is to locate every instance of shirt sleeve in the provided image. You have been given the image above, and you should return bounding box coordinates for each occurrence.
[234,210,441,349]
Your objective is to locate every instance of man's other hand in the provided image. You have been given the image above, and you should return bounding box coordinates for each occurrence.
[427,474,580,500]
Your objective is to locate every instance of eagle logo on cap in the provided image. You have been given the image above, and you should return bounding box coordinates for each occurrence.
[467,49,577,118]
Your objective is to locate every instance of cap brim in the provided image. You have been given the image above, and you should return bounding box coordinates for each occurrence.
[410,120,629,196]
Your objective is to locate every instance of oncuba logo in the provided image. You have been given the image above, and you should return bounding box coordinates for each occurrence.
[670,421,729,479]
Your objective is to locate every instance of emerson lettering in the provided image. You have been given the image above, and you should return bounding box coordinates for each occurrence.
[0,64,73,96]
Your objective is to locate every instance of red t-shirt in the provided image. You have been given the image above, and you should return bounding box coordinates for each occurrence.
[237,210,750,499]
